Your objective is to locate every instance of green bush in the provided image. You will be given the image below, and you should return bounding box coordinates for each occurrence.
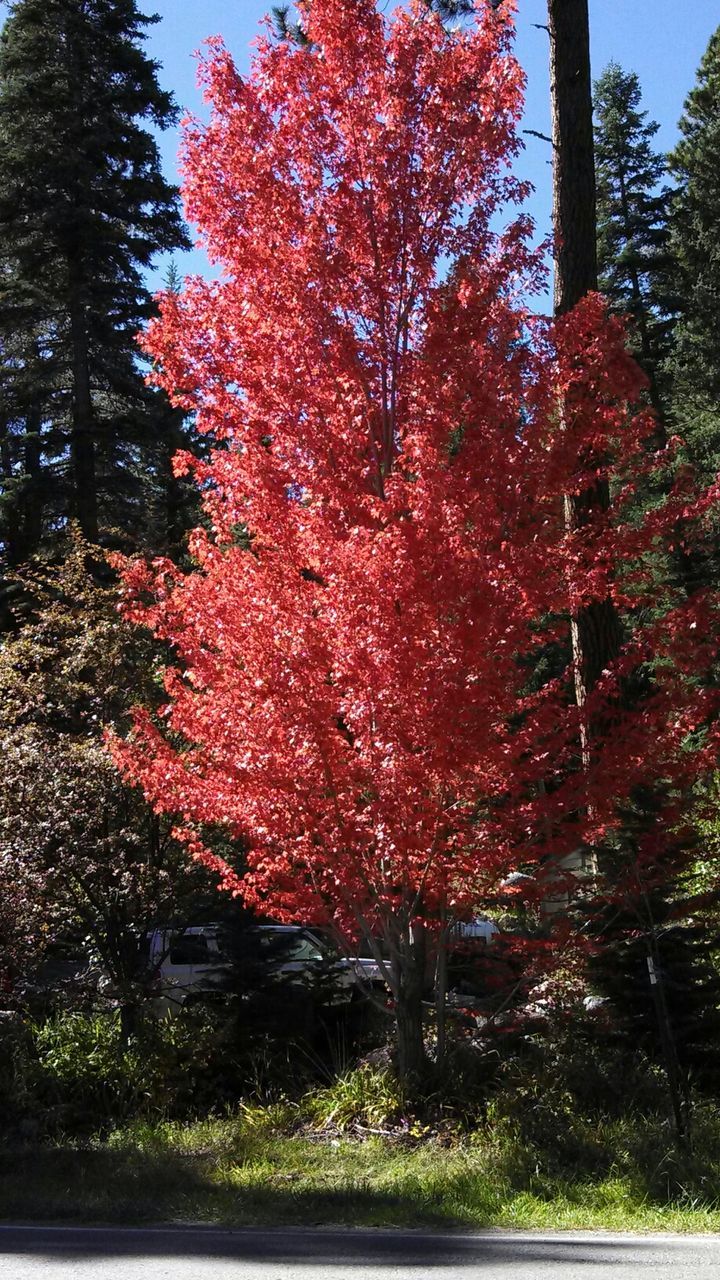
[2,997,387,1137]
[14,1008,244,1133]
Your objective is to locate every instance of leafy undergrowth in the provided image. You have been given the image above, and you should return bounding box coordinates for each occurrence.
[2,1069,720,1233]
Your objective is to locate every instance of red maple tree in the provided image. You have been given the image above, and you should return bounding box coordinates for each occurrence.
[112,0,720,1078]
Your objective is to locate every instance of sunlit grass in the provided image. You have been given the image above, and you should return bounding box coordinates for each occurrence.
[2,1091,720,1232]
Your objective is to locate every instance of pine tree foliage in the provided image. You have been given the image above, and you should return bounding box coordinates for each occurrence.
[666,26,720,489]
[593,63,677,413]
[0,0,191,562]
[271,5,313,46]
[583,791,720,1098]
[423,0,504,17]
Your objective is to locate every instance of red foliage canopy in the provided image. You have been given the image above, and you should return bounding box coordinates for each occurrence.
[112,0,720,943]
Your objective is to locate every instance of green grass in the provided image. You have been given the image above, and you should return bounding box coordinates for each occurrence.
[2,1099,720,1233]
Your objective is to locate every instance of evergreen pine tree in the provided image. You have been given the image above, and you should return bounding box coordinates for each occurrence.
[594,63,677,416]
[0,0,191,562]
[666,27,720,490]
[584,790,720,1105]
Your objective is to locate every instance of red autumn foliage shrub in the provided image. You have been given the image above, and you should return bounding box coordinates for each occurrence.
[111,1,720,1074]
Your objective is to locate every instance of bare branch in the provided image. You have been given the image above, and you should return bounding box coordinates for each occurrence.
[523,128,555,147]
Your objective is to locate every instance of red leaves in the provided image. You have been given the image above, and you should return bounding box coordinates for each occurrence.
[115,1,720,945]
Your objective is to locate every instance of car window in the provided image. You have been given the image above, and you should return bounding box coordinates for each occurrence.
[168,935,212,966]
[254,930,321,957]
[286,934,324,962]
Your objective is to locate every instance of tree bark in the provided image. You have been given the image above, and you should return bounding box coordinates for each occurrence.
[395,968,426,1088]
[21,402,43,559]
[68,276,98,543]
[548,0,597,316]
[434,922,449,1070]
[0,353,43,568]
[549,0,623,705]
[19,341,45,560]
[391,923,428,1090]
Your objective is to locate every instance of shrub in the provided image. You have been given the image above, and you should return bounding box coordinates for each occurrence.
[17,1008,242,1133]
[3,993,389,1137]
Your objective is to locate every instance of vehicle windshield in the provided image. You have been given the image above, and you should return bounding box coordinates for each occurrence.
[256,930,324,963]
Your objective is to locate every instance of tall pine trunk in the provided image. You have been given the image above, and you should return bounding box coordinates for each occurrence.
[548,0,622,722]
[548,0,597,315]
[20,340,45,559]
[549,2,687,1145]
[0,388,43,567]
[22,402,43,558]
[68,264,98,543]
[0,412,18,568]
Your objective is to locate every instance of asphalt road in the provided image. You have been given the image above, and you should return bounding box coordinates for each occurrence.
[1,1225,720,1279]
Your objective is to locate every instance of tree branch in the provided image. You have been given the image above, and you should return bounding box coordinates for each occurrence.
[523,128,555,147]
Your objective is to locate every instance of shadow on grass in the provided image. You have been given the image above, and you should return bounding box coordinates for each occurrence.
[2,1126,719,1238]
[0,1145,465,1231]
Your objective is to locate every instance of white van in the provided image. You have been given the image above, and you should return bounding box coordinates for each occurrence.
[142,923,359,1017]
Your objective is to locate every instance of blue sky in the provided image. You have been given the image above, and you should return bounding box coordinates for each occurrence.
[139,0,718,291]
[0,1,717,292]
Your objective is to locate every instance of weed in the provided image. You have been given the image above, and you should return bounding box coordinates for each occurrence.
[303,1065,404,1132]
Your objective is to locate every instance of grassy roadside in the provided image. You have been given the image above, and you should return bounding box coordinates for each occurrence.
[2,1104,720,1233]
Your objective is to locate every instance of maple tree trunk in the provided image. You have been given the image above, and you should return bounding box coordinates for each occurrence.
[119,1001,141,1047]
[391,924,428,1090]
[395,976,426,1088]
[549,0,623,727]
[435,926,449,1069]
